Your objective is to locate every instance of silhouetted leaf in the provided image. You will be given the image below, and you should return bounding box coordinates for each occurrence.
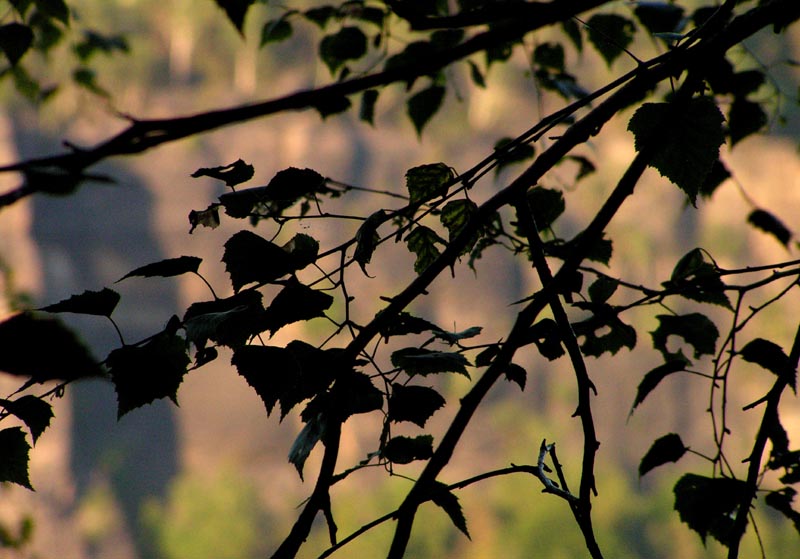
[0,396,53,445]
[304,6,336,27]
[314,94,352,119]
[652,313,718,361]
[40,288,120,317]
[698,159,730,199]
[0,313,102,383]
[405,226,446,274]
[354,210,385,275]
[406,163,454,204]
[467,60,485,88]
[191,159,254,187]
[628,97,725,204]
[634,2,684,34]
[533,42,565,72]
[320,26,367,74]
[728,98,767,146]
[525,187,565,231]
[107,329,190,417]
[573,310,636,357]
[765,488,800,535]
[35,0,70,24]
[289,412,327,479]
[119,256,202,282]
[391,347,470,377]
[379,312,440,340]
[184,290,264,349]
[263,281,333,335]
[494,137,535,176]
[383,434,434,464]
[282,233,319,270]
[189,206,220,232]
[663,248,731,309]
[223,230,294,291]
[0,427,32,489]
[504,363,527,391]
[740,338,795,390]
[431,481,470,538]
[524,318,565,361]
[385,41,437,88]
[639,433,687,477]
[214,0,255,33]
[408,84,446,136]
[586,14,635,67]
[388,383,445,427]
[588,276,618,304]
[73,30,129,61]
[0,23,33,65]
[631,359,688,413]
[260,18,292,45]
[219,167,326,218]
[360,89,379,125]
[433,326,482,345]
[747,209,791,246]
[331,371,383,419]
[673,473,747,546]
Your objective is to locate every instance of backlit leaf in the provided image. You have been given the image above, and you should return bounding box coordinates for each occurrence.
[408,84,446,136]
[383,434,434,464]
[651,313,718,361]
[740,338,795,390]
[0,396,53,444]
[388,383,445,427]
[0,427,32,489]
[391,347,470,377]
[673,473,747,546]
[191,159,254,187]
[405,226,446,274]
[639,433,687,477]
[586,14,635,67]
[431,481,470,538]
[222,230,294,291]
[354,210,385,275]
[118,256,202,282]
[319,26,367,74]
[219,167,326,218]
[263,281,333,335]
[289,412,327,479]
[631,359,689,413]
[213,0,256,33]
[184,290,264,349]
[728,98,767,146]
[40,288,120,317]
[747,209,791,247]
[0,23,34,66]
[406,163,454,204]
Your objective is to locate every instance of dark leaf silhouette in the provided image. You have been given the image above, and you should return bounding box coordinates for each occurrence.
[191,158,254,187]
[189,206,220,232]
[747,209,791,247]
[320,26,368,74]
[663,248,731,309]
[0,396,54,445]
[184,290,264,349]
[389,383,445,427]
[633,2,684,34]
[354,210,386,274]
[107,330,190,417]
[360,89,379,124]
[533,42,565,72]
[433,326,482,345]
[526,187,565,231]
[586,14,635,67]
[523,318,564,361]
[118,256,202,282]
[588,276,618,304]
[314,94,352,119]
[0,427,32,489]
[573,310,637,357]
[673,473,747,546]
[408,84,446,136]
[213,0,255,33]
[639,433,687,477]
[405,226,446,274]
[431,481,470,538]
[0,23,34,66]
[40,288,120,317]
[493,137,535,176]
[740,338,795,390]
[765,488,800,535]
[223,230,294,291]
[260,18,293,45]
[383,434,434,464]
[440,199,478,253]
[651,313,718,361]
[728,98,767,146]
[219,167,326,218]
[329,371,383,419]
[504,363,527,391]
[0,313,102,383]
[289,412,327,479]
[391,347,470,377]
[379,312,440,340]
[263,282,333,335]
[282,233,319,270]
[406,163,453,204]
[631,359,689,414]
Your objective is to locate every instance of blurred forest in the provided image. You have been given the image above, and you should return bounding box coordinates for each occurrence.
[0,1,799,558]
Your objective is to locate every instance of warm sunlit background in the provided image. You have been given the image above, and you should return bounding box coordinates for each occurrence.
[1,1,800,558]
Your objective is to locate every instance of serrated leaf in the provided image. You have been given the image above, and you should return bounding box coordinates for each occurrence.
[330,371,383,419]
[119,256,202,282]
[388,384,445,427]
[184,290,264,349]
[639,433,687,477]
[628,98,725,204]
[408,85,446,136]
[631,359,689,414]
[0,427,32,489]
[107,329,190,418]
[262,281,333,335]
[651,313,718,361]
[383,434,434,464]
[673,474,747,546]
[747,209,791,246]
[191,159,254,187]
[406,163,454,204]
[0,313,102,383]
[588,276,618,304]
[405,226,446,274]
[354,210,385,275]
[586,14,636,67]
[740,338,795,390]
[282,233,319,270]
[698,159,730,199]
[213,0,255,33]
[222,230,294,291]
[40,287,120,317]
[289,412,327,479]
[391,347,470,377]
[260,18,292,46]
[319,26,367,74]
[360,89,379,125]
[0,396,53,444]
[433,326,482,345]
[431,481,470,538]
[504,363,527,391]
[0,23,34,66]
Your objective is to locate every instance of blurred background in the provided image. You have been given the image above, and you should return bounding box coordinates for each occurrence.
[1,1,800,557]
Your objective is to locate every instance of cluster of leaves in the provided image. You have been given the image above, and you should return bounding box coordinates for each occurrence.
[0,1,800,558]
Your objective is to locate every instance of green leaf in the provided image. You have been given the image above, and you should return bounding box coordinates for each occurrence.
[191,159,254,187]
[354,210,385,275]
[0,427,32,489]
[184,290,264,349]
[392,347,471,377]
[408,85,446,136]
[0,313,102,383]
[631,359,689,414]
[73,67,108,97]
[0,23,34,66]
[747,209,791,246]
[765,488,800,535]
[222,230,294,291]
[118,256,202,282]
[431,481,470,538]
[388,384,445,427]
[40,287,120,317]
[360,89,379,125]
[329,371,383,419]
[383,434,434,464]
[107,329,190,417]
[588,276,618,304]
[0,396,53,445]
[728,98,767,146]
[628,97,726,204]
[440,199,478,255]
[289,412,326,479]
[406,163,454,204]
[260,18,292,46]
[319,26,367,74]
[533,42,565,72]
[639,433,688,477]
[651,313,718,361]
[586,14,636,67]
[673,474,747,546]
[405,226,446,274]
[262,281,334,335]
[213,0,256,33]
[740,338,795,390]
